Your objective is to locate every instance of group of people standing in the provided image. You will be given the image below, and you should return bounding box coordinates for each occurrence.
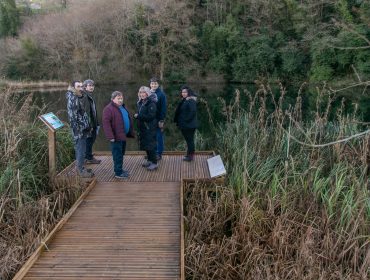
[66,78,198,179]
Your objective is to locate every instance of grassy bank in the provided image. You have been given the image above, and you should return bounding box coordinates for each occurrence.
[0,87,83,279]
[185,86,370,279]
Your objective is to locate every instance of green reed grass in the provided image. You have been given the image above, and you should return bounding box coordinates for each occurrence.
[207,85,370,230]
[186,84,369,278]
[0,86,81,279]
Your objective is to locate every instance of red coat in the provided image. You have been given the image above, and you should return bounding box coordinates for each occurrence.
[102,102,134,141]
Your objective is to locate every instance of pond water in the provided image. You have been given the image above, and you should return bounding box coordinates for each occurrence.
[27,83,241,151]
[18,82,370,152]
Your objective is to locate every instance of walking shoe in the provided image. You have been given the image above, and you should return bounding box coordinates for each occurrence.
[122,169,130,176]
[147,163,158,171]
[142,161,152,167]
[156,154,162,161]
[183,154,194,162]
[78,169,94,178]
[115,173,129,179]
[85,157,101,164]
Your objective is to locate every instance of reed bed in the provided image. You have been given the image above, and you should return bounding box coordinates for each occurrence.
[0,86,84,279]
[185,84,369,279]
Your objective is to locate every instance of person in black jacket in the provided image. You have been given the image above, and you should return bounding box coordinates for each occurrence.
[149,77,166,160]
[134,86,158,170]
[82,79,101,164]
[174,85,198,162]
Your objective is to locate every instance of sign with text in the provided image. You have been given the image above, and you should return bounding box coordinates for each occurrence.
[39,112,64,131]
[207,155,226,178]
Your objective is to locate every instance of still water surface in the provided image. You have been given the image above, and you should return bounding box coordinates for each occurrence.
[30,83,235,151]
[25,82,369,151]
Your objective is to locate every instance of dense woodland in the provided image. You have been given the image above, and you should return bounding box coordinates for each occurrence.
[1,1,370,279]
[0,0,369,85]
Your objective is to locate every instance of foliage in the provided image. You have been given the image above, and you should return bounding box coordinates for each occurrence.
[0,0,368,86]
[5,37,46,80]
[0,86,80,279]
[0,0,19,37]
[184,86,370,279]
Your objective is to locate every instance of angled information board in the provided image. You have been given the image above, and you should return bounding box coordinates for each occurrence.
[38,112,64,178]
[39,112,64,131]
[207,155,226,178]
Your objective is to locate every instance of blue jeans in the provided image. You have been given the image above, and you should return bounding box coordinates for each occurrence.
[74,137,87,172]
[85,128,97,160]
[110,141,126,176]
[156,128,164,156]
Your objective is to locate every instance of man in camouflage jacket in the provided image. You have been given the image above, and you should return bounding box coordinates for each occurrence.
[66,81,93,178]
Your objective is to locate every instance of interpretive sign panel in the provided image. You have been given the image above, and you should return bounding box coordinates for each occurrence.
[39,112,64,131]
[207,155,226,178]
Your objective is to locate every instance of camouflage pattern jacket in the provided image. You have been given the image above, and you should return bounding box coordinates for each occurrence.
[66,86,92,140]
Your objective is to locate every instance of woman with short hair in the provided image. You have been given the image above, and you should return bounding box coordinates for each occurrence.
[134,86,158,170]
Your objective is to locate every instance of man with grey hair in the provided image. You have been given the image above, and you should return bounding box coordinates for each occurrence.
[82,79,101,164]
[102,91,134,179]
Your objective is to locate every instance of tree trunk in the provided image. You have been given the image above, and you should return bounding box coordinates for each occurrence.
[160,39,165,81]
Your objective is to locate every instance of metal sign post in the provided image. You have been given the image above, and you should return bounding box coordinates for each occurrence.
[39,112,64,178]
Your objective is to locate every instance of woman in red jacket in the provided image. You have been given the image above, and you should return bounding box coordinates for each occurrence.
[102,91,134,179]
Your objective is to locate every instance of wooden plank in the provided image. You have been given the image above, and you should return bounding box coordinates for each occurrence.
[57,152,214,182]
[16,153,222,279]
[13,178,97,280]
[180,179,185,280]
[22,181,181,279]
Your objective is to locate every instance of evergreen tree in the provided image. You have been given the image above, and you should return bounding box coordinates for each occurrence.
[0,0,19,37]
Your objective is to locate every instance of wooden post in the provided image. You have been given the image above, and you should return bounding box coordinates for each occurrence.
[48,129,56,178]
[39,112,64,179]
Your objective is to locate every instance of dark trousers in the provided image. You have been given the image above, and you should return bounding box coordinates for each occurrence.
[146,150,157,164]
[156,128,164,156]
[110,141,126,176]
[181,128,195,155]
[85,128,97,160]
[74,136,87,172]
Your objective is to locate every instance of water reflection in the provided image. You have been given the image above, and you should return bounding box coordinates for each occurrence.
[29,83,239,151]
[23,82,370,151]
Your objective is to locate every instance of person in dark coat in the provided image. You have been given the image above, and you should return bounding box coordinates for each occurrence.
[149,77,167,160]
[134,86,158,171]
[66,80,94,178]
[82,79,101,164]
[174,85,198,161]
[102,91,134,179]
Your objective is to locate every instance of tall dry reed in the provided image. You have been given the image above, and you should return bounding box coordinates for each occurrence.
[0,86,83,279]
[185,83,369,279]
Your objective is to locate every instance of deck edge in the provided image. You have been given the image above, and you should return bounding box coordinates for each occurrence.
[12,178,97,280]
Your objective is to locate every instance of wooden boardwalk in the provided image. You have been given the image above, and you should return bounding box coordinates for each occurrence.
[14,152,213,280]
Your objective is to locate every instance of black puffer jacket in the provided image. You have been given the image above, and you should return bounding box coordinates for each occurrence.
[137,94,157,150]
[174,96,198,129]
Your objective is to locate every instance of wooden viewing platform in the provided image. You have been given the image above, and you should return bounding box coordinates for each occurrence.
[14,152,215,280]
